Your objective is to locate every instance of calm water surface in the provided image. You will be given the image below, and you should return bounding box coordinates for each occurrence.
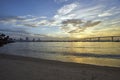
[0,42,120,67]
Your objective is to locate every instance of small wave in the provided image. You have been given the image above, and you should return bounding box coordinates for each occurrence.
[18,49,120,59]
[62,53,120,59]
[65,47,119,49]
[46,51,120,59]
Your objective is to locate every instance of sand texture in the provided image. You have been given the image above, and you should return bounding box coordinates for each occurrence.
[0,54,120,80]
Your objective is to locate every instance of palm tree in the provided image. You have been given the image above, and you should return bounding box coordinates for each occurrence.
[0,33,14,47]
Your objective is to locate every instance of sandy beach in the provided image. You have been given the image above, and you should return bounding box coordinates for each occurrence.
[0,54,120,80]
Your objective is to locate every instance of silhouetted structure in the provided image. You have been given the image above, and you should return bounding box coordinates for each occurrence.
[15,36,120,42]
[19,38,23,41]
[26,37,29,41]
[77,36,120,42]
[0,33,14,47]
[32,38,35,42]
[37,38,41,42]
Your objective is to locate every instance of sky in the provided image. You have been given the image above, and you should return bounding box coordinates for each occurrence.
[0,0,120,40]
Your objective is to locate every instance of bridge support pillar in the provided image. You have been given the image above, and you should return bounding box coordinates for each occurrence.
[111,36,114,42]
[98,37,100,42]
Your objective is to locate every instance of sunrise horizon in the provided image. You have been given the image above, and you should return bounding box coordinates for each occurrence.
[0,0,120,40]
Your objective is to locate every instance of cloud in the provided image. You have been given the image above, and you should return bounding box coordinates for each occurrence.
[60,19,83,32]
[0,28,29,34]
[53,2,79,21]
[0,2,110,29]
[68,28,84,33]
[54,3,104,21]
[52,1,119,35]
[54,1,120,22]
[0,1,119,38]
[0,16,24,24]
[83,21,101,27]
[58,3,78,15]
[0,15,48,27]
[98,13,112,17]
[54,0,68,3]
[39,16,47,19]
[62,19,83,25]
[61,19,101,33]
[48,2,103,34]
[0,15,59,28]
[98,7,120,17]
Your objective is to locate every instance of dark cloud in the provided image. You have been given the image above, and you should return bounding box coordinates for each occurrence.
[0,16,53,27]
[0,16,101,34]
[83,21,101,28]
[0,28,29,34]
[68,28,84,33]
[0,16,40,27]
[0,16,25,21]
[62,19,83,25]
[0,16,27,27]
[61,19,101,33]
[23,23,38,27]
[61,19,83,32]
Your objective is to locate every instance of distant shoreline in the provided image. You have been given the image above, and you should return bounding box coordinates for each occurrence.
[15,40,120,42]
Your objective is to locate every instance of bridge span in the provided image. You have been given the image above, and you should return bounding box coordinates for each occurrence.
[74,36,120,42]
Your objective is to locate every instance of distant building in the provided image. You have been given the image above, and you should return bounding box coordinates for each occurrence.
[19,38,23,41]
[37,38,41,42]
[32,38,35,42]
[26,37,29,41]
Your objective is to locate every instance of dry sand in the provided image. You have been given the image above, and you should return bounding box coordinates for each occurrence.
[0,54,120,80]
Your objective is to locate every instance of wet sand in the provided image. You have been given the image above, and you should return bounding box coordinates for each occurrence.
[0,54,120,80]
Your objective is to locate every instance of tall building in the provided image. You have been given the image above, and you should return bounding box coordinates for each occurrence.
[26,37,29,41]
[19,38,23,41]
[32,38,35,42]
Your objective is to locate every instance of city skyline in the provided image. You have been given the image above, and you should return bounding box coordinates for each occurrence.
[0,0,120,40]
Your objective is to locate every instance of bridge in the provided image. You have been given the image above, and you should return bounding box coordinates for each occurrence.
[73,36,120,42]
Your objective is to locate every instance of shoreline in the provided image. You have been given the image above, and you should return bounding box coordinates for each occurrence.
[0,53,120,69]
[0,54,120,80]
